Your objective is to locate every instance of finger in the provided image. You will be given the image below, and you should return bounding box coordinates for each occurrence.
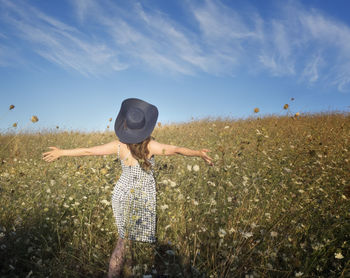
[205,155,212,160]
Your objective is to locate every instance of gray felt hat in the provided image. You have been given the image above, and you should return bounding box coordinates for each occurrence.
[114,98,158,144]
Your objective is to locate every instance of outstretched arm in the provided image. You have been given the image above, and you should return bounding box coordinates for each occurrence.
[42,140,119,162]
[148,140,213,165]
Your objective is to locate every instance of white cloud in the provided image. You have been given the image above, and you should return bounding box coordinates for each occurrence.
[0,0,350,91]
[298,10,350,91]
[0,0,126,76]
[302,54,323,83]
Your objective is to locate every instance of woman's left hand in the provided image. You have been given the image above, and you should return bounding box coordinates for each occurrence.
[200,149,213,166]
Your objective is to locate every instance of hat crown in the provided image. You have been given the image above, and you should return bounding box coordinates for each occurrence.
[126,107,145,129]
[115,98,158,144]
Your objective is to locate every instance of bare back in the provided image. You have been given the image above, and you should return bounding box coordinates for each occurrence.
[118,142,153,167]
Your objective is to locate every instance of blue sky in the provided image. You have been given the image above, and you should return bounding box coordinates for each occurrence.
[1,0,350,133]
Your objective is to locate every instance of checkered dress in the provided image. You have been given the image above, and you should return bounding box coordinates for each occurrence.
[111,144,157,243]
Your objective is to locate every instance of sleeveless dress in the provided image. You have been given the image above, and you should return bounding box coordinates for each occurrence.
[111,144,157,243]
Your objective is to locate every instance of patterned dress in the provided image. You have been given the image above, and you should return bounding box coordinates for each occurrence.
[111,144,157,243]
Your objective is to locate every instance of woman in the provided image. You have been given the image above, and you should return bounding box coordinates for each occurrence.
[42,98,213,277]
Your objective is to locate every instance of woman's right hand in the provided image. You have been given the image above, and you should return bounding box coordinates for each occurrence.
[42,147,62,162]
[200,149,213,166]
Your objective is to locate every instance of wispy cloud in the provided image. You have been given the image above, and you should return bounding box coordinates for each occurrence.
[0,0,350,91]
[0,0,126,76]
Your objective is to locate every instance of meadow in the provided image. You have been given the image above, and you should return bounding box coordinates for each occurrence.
[0,111,349,277]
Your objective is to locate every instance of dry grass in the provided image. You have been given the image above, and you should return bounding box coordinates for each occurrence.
[0,112,349,277]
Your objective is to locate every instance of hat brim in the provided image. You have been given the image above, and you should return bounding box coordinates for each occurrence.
[114,98,158,144]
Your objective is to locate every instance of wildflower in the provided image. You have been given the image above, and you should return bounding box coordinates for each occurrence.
[100,199,110,206]
[193,164,199,172]
[335,252,344,259]
[157,122,162,127]
[50,180,56,186]
[283,104,289,110]
[242,231,253,239]
[218,228,227,238]
[295,271,303,277]
[100,168,108,175]
[161,179,168,185]
[107,125,109,129]
[12,123,17,127]
[46,188,51,194]
[9,105,15,110]
[109,118,112,122]
[227,197,232,202]
[224,126,230,129]
[160,204,168,211]
[31,115,39,123]
[192,199,199,206]
[254,107,259,113]
[270,231,278,237]
[187,165,192,171]
[169,180,176,187]
[295,112,300,117]
[207,181,216,187]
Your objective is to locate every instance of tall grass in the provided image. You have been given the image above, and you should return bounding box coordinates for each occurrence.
[0,112,349,277]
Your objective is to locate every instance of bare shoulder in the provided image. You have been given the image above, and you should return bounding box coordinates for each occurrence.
[148,140,177,156]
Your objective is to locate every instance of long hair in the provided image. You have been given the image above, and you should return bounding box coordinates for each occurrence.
[127,136,152,171]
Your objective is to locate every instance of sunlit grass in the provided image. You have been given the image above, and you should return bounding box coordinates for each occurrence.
[0,111,349,277]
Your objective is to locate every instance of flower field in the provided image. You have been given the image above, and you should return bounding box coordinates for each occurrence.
[0,112,349,277]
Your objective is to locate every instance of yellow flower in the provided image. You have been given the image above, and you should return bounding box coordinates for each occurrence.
[9,105,15,110]
[31,115,39,123]
[100,168,108,175]
[283,104,289,110]
[335,252,344,259]
[295,112,300,117]
[254,107,259,113]
[12,123,17,127]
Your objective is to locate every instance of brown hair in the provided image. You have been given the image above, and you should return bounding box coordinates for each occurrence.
[127,136,152,171]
